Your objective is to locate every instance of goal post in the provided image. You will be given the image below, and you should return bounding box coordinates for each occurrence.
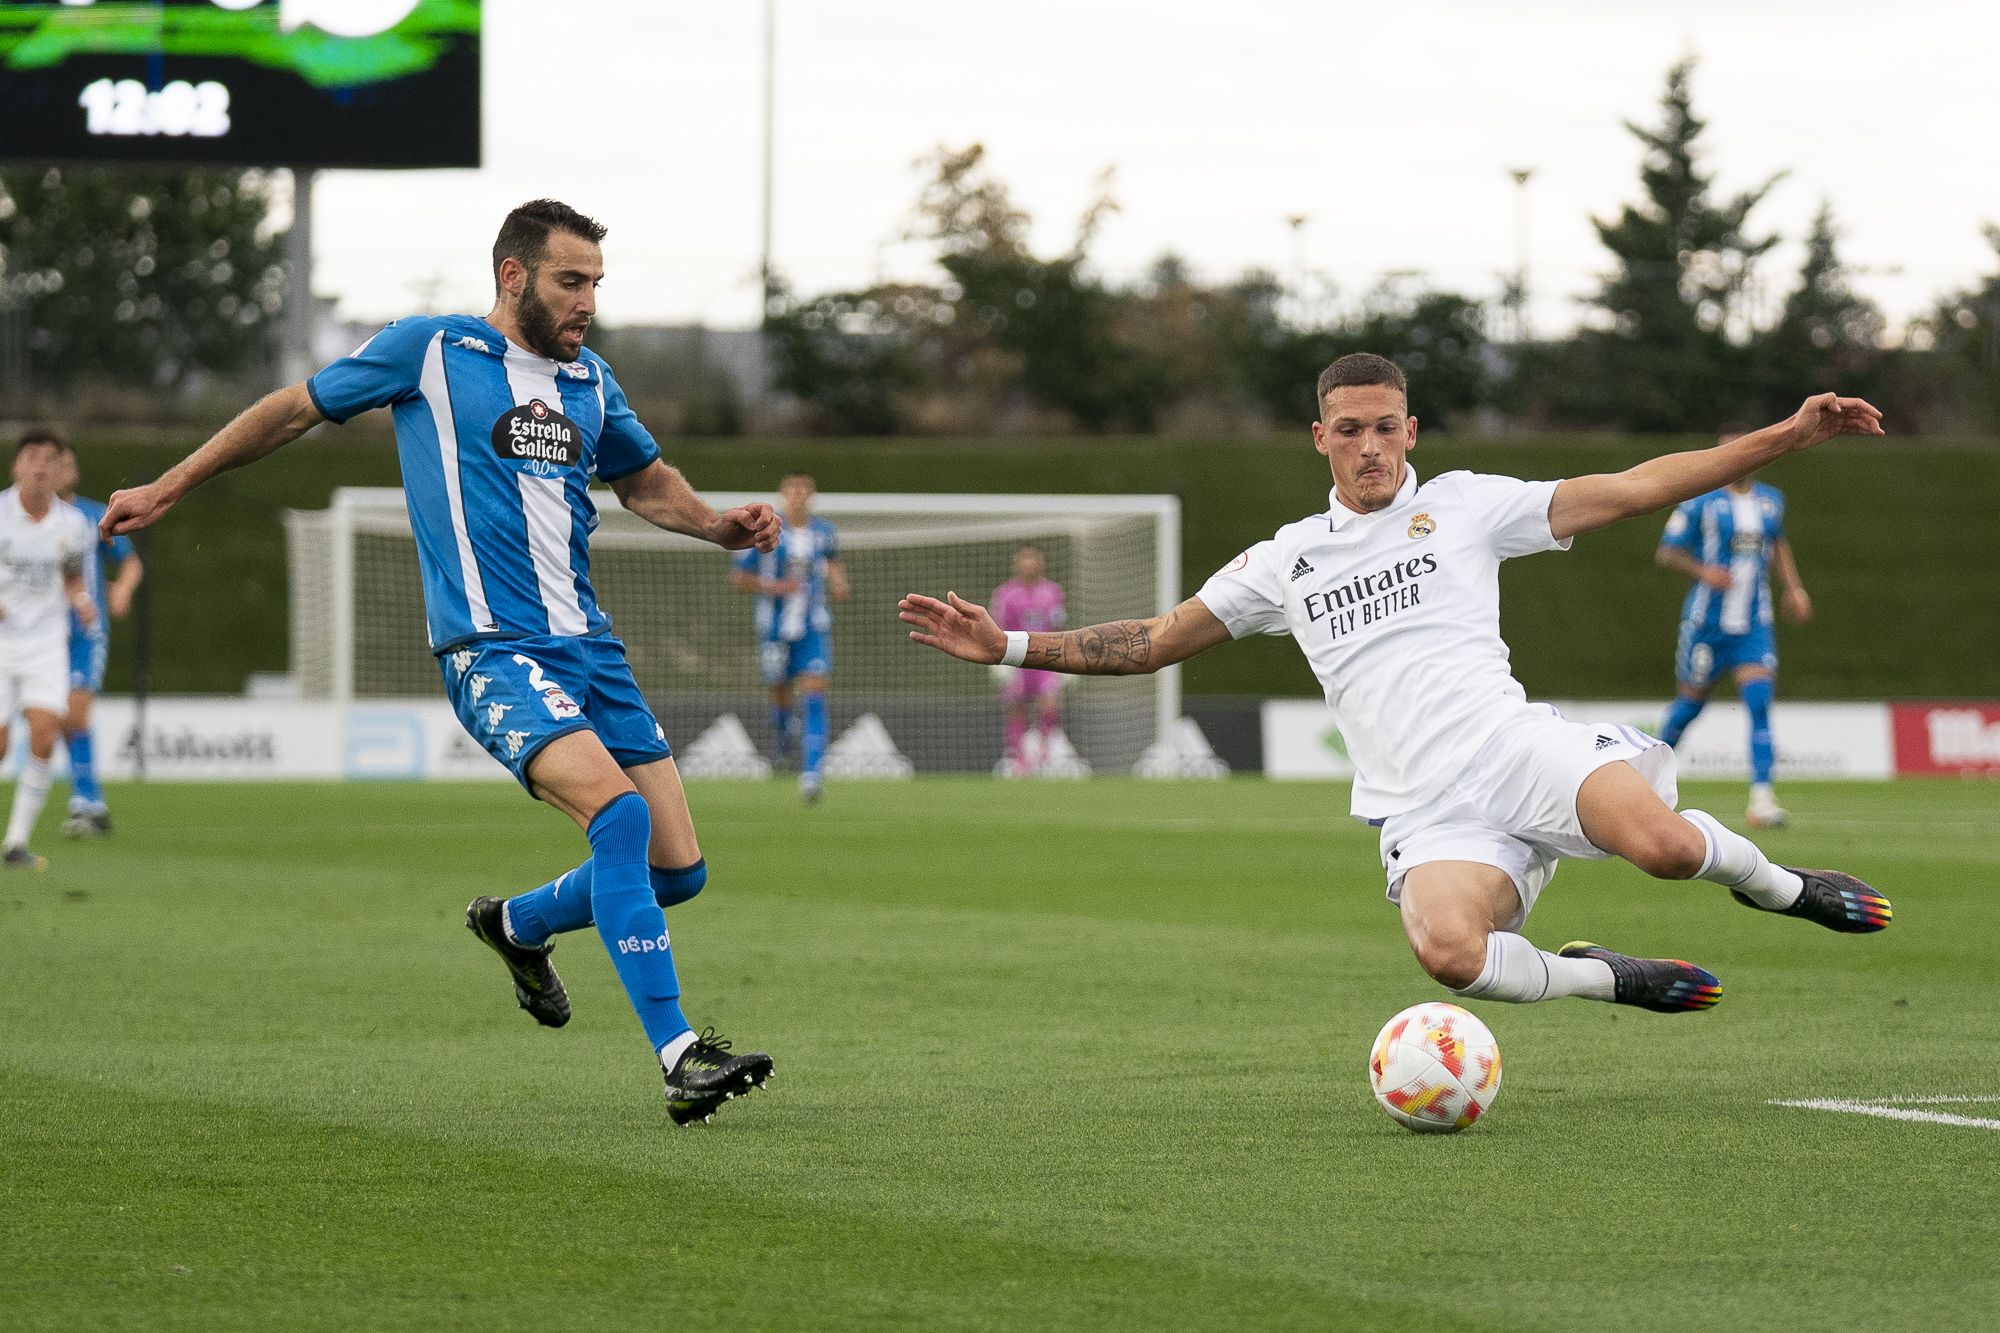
[289,487,1184,775]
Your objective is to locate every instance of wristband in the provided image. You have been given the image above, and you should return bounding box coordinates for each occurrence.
[1000,631,1029,667]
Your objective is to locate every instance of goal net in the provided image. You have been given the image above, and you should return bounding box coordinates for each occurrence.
[287,488,1183,776]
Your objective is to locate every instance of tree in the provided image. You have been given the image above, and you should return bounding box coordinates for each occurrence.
[913,146,1171,432]
[1911,225,2000,432]
[762,280,927,435]
[0,167,287,395]
[1755,201,1883,415]
[1570,58,1780,430]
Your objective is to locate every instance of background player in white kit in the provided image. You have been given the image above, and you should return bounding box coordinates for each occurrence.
[902,354,1892,1016]
[0,433,98,869]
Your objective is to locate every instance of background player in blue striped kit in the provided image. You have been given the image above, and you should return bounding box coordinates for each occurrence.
[1656,431,1814,828]
[100,200,778,1125]
[730,472,848,802]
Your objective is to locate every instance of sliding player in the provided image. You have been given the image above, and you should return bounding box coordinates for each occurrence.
[730,472,847,802]
[989,545,1066,775]
[50,435,144,837]
[0,432,97,869]
[99,200,775,1125]
[903,354,1891,1018]
[1656,447,1813,828]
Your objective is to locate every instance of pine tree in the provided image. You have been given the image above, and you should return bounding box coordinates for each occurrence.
[1757,201,1883,415]
[1571,59,1780,430]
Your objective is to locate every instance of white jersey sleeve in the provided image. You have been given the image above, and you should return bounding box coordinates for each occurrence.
[1446,472,1572,560]
[1195,540,1289,638]
[60,506,89,574]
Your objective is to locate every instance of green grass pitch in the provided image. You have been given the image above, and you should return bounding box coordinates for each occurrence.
[4,777,1997,1330]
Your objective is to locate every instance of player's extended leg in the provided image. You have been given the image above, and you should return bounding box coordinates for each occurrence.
[527,732,769,1124]
[1575,760,1890,933]
[1736,666,1785,827]
[767,680,794,766]
[1398,861,1716,1012]
[1660,684,1708,748]
[63,685,107,837]
[795,670,830,803]
[4,706,65,869]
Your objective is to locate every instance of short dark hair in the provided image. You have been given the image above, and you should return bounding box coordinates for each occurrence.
[14,425,64,457]
[780,471,815,487]
[492,199,608,293]
[1316,353,1408,416]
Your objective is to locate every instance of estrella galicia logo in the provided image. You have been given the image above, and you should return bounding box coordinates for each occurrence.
[492,398,579,468]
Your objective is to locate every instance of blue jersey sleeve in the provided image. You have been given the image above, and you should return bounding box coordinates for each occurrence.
[307,317,441,425]
[731,548,758,574]
[593,361,662,483]
[1767,489,1786,542]
[818,518,839,560]
[105,532,136,563]
[1659,501,1699,553]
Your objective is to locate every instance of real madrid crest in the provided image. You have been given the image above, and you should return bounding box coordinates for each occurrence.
[1407,512,1436,539]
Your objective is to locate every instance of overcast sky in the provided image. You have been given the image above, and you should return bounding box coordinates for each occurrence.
[311,0,2000,338]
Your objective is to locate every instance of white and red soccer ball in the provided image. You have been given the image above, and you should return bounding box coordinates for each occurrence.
[1368,1001,1502,1133]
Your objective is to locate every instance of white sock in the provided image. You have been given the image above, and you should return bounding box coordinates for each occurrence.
[1450,931,1615,1004]
[5,757,54,850]
[1750,782,1777,804]
[659,1029,698,1070]
[1683,808,1802,908]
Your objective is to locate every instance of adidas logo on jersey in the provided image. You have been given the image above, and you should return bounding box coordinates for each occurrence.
[1289,557,1315,582]
[1595,734,1616,750]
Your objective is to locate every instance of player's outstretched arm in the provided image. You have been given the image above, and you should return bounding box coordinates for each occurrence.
[611,461,780,552]
[1655,544,1731,590]
[100,382,324,538]
[1549,393,1883,541]
[899,591,1230,675]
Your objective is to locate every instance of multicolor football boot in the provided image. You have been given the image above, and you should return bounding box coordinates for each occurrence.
[1559,941,1723,1013]
[1735,868,1892,933]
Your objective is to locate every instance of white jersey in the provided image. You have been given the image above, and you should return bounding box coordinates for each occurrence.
[1196,468,1570,820]
[0,487,90,650]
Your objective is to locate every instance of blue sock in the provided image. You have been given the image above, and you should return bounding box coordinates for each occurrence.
[802,693,828,779]
[652,859,707,908]
[1742,677,1776,785]
[587,793,690,1052]
[1660,694,1705,747]
[66,730,102,807]
[770,706,793,759]
[505,859,595,949]
[506,858,710,948]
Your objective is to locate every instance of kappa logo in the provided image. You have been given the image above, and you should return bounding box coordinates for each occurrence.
[468,672,492,703]
[1289,557,1315,582]
[505,729,529,759]
[485,702,513,731]
[451,649,473,678]
[451,335,491,354]
[1408,512,1436,539]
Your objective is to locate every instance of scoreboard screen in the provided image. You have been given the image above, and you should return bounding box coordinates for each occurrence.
[0,0,479,168]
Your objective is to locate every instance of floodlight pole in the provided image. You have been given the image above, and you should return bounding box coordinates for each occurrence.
[281,167,317,387]
[759,0,777,314]
[1508,168,1533,343]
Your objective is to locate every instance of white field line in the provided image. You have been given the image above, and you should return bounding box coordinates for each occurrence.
[1768,1096,2000,1130]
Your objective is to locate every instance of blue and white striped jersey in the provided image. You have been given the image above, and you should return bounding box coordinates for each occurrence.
[732,516,838,643]
[308,315,661,653]
[1660,482,1786,637]
[64,494,135,643]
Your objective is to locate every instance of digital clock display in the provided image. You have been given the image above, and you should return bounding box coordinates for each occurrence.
[0,0,480,168]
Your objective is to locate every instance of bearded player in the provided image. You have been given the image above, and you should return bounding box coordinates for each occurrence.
[101,200,777,1124]
[902,354,1891,1016]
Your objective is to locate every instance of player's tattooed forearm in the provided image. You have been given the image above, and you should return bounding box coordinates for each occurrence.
[1048,616,1160,668]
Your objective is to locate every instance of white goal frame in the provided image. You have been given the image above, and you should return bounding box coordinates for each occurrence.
[301,487,1183,752]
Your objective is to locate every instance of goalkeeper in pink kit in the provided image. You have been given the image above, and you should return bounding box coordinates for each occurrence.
[990,546,1067,775]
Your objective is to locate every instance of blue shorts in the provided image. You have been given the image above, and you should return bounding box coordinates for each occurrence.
[69,632,108,694]
[1675,622,1777,691]
[440,634,672,791]
[759,630,831,685]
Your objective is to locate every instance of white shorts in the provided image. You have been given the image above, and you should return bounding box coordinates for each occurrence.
[1379,707,1678,932]
[0,636,70,718]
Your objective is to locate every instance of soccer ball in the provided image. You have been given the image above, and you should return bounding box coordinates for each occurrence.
[1367,1001,1502,1134]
